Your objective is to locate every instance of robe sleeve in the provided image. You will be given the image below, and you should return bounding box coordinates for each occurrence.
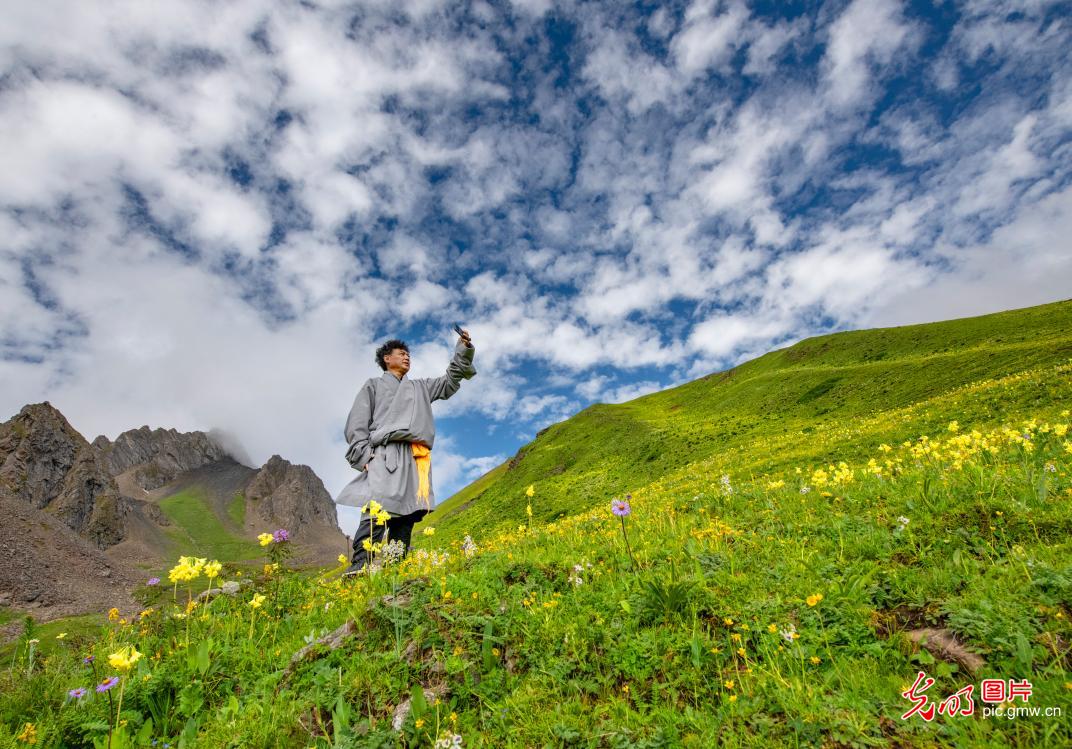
[344,380,375,470]
[419,341,477,402]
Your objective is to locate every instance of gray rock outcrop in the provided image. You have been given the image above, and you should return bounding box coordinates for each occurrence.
[246,454,341,532]
[0,403,125,547]
[92,425,233,490]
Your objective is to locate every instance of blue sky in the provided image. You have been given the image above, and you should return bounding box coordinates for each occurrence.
[1,0,1070,534]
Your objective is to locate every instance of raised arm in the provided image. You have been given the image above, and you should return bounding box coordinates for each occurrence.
[344,380,375,470]
[421,338,477,402]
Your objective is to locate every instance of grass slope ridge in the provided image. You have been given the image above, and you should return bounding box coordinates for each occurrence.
[430,299,1072,543]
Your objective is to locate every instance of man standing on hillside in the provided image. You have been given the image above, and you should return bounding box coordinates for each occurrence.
[337,329,475,575]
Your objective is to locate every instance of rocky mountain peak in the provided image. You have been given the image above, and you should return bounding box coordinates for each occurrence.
[0,402,124,547]
[246,454,340,533]
[93,424,235,491]
[0,402,83,508]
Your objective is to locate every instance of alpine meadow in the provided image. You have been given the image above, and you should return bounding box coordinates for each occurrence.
[3,299,1072,748]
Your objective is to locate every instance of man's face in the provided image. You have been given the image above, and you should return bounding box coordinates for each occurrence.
[383,348,410,375]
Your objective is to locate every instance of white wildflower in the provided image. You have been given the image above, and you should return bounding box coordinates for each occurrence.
[462,535,477,558]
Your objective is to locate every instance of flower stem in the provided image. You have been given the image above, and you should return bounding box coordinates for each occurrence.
[114,676,126,737]
[106,686,115,749]
[620,516,637,569]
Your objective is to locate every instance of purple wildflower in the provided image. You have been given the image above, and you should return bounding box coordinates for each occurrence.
[96,676,120,693]
[611,497,637,570]
[273,529,290,543]
[147,576,160,586]
[82,655,95,665]
[68,687,87,699]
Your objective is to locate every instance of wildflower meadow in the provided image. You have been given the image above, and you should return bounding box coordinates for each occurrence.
[3,310,1072,746]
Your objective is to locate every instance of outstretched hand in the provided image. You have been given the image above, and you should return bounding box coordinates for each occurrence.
[458,328,473,347]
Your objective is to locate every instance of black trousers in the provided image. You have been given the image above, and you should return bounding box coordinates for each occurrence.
[349,508,428,568]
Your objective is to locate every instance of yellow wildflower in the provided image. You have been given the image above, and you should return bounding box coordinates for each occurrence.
[526,504,533,518]
[16,722,36,744]
[257,533,274,547]
[108,645,142,671]
[415,718,425,729]
[947,420,959,432]
[806,593,823,607]
[525,484,535,497]
[375,510,390,526]
[810,656,821,665]
[723,617,733,626]
[728,694,737,703]
[337,554,348,565]
[249,593,266,609]
[737,647,746,657]
[724,680,734,689]
[1054,424,1067,437]
[423,527,436,536]
[56,632,67,640]
[108,607,120,622]
[204,560,222,579]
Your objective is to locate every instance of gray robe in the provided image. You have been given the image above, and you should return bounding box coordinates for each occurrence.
[336,341,476,515]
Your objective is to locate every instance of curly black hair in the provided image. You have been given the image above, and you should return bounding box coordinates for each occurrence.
[375,339,409,371]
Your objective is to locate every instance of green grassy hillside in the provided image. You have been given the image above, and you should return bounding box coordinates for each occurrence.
[3,300,1072,748]
[430,299,1072,543]
[157,489,260,562]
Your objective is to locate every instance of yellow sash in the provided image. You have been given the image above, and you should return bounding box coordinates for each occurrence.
[412,443,431,508]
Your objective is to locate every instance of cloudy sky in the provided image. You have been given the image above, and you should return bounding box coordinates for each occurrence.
[2,0,1070,533]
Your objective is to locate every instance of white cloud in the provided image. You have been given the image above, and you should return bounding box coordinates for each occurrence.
[822,0,914,108]
[582,31,678,114]
[863,182,1072,327]
[689,312,790,359]
[672,1,750,76]
[744,19,804,76]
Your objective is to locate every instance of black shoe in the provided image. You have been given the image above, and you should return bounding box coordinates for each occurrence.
[342,563,365,578]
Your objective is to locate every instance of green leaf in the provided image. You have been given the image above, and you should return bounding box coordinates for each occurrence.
[410,684,428,718]
[196,638,211,676]
[333,694,352,743]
